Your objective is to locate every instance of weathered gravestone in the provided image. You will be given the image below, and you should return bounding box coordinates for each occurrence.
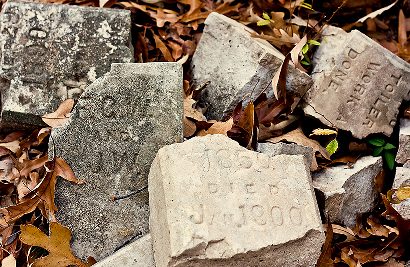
[304,26,410,139]
[313,156,383,227]
[149,134,324,267]
[396,119,410,166]
[0,1,132,130]
[94,234,155,267]
[50,63,183,260]
[191,12,312,120]
[392,167,410,220]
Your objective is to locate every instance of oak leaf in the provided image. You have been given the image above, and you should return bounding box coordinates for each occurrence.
[20,222,95,267]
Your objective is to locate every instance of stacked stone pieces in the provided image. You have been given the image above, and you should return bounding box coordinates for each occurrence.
[304,26,410,139]
[0,1,133,130]
[313,156,383,228]
[191,12,312,120]
[149,134,324,267]
[50,63,183,260]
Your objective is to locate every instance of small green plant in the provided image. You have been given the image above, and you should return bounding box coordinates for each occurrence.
[300,1,314,11]
[301,39,320,66]
[368,137,396,170]
[326,138,339,156]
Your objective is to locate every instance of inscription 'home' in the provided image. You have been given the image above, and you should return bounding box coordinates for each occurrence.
[305,27,410,138]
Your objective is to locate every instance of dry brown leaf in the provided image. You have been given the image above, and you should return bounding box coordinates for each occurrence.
[183,92,207,137]
[366,217,390,237]
[266,128,330,169]
[17,172,40,199]
[317,222,335,267]
[332,224,357,242]
[0,140,20,154]
[197,118,234,136]
[0,158,82,226]
[2,255,16,267]
[290,35,307,69]
[20,222,95,267]
[19,156,48,178]
[152,33,174,61]
[42,99,74,128]
[399,10,407,46]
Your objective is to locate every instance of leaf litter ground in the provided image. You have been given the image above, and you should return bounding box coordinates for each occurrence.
[0,0,410,266]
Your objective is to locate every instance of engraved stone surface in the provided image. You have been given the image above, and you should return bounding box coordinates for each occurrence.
[396,119,410,165]
[304,26,410,139]
[149,134,324,267]
[257,142,314,170]
[313,156,383,227]
[0,1,132,130]
[191,12,312,120]
[94,234,155,267]
[50,63,183,260]
[392,167,410,220]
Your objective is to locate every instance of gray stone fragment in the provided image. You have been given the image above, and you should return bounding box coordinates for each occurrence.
[0,1,133,130]
[257,142,314,170]
[149,135,324,267]
[392,167,410,220]
[50,63,183,260]
[94,234,155,267]
[304,26,410,139]
[396,119,410,165]
[313,156,383,228]
[191,12,312,120]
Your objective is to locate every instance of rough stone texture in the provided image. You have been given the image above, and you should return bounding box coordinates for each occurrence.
[304,26,410,139]
[257,142,314,170]
[313,156,383,227]
[191,12,313,120]
[392,167,410,220]
[0,1,132,130]
[149,134,324,267]
[94,234,155,267]
[396,119,410,165]
[50,63,183,260]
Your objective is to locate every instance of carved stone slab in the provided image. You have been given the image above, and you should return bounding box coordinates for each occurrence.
[396,119,410,165]
[0,2,133,130]
[50,63,183,260]
[191,12,312,120]
[313,156,382,227]
[149,135,324,267]
[304,26,410,139]
[392,168,410,220]
[94,234,155,267]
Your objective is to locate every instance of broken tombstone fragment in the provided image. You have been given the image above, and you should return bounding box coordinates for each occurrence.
[50,63,183,260]
[391,167,410,220]
[0,1,133,130]
[257,142,315,170]
[304,26,410,139]
[191,12,312,120]
[313,156,383,228]
[149,134,324,267]
[94,234,155,267]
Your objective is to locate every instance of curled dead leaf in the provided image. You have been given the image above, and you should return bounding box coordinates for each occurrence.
[42,99,74,128]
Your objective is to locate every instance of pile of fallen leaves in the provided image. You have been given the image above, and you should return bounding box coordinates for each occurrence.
[0,0,410,266]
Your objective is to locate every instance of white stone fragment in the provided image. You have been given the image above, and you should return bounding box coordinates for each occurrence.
[313,156,383,227]
[94,234,155,267]
[149,134,324,267]
[396,119,410,165]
